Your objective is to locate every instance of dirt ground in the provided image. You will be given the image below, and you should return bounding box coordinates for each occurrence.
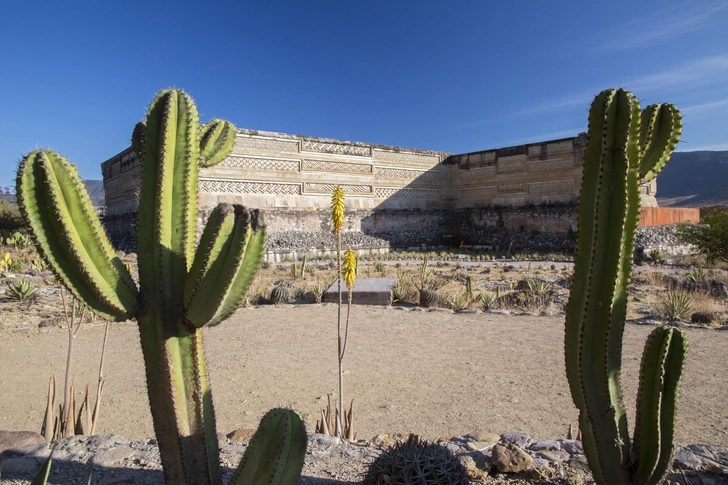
[1,305,726,447]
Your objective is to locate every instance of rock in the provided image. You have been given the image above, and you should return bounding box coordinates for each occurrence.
[491,443,533,473]
[466,431,501,443]
[500,432,530,448]
[687,443,728,467]
[227,428,256,443]
[529,440,561,451]
[0,430,45,453]
[311,433,340,447]
[538,449,570,463]
[567,454,590,472]
[560,439,584,454]
[673,445,704,470]
[2,443,50,459]
[91,445,137,467]
[0,457,42,474]
[465,441,497,452]
[458,453,490,480]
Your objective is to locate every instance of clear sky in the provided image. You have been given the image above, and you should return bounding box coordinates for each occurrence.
[1,1,727,191]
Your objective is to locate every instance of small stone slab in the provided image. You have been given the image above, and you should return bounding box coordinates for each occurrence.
[0,430,45,454]
[324,278,396,306]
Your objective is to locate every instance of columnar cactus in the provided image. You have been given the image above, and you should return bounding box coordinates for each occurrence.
[16,89,286,484]
[565,88,687,485]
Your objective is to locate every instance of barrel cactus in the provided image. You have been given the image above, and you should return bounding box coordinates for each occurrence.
[270,285,291,304]
[564,88,687,485]
[363,435,469,485]
[16,89,306,484]
[419,289,439,308]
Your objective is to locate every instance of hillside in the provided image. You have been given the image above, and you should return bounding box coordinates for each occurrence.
[0,180,105,206]
[657,151,728,207]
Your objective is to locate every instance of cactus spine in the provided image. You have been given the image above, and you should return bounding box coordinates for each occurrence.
[17,89,269,484]
[564,88,687,485]
[230,408,308,485]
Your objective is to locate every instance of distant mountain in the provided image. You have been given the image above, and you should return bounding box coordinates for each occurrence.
[0,180,105,207]
[657,151,728,207]
[84,180,105,206]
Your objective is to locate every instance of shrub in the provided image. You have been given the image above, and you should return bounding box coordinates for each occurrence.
[0,200,23,231]
[677,212,728,263]
[6,279,39,301]
[660,290,693,321]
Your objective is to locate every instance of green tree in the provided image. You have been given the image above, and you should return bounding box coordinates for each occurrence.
[677,211,728,263]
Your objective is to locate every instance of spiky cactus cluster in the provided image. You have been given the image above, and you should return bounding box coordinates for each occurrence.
[565,88,687,485]
[16,89,306,485]
[363,436,469,485]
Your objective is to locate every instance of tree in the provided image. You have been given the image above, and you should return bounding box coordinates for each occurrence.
[677,211,728,263]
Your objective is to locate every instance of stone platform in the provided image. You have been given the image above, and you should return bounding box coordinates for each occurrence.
[324,278,396,306]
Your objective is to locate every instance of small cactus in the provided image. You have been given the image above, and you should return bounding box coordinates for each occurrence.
[419,289,439,308]
[270,286,291,304]
[363,435,469,485]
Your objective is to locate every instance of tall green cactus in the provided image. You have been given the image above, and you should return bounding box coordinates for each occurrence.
[565,88,687,485]
[16,89,281,484]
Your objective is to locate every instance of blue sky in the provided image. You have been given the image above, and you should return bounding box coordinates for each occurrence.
[1,1,727,190]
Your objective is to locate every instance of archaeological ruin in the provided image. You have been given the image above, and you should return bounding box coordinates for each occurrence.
[101,129,695,260]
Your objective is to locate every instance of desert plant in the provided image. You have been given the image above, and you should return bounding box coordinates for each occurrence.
[479,289,499,310]
[374,261,385,273]
[686,266,707,283]
[363,435,469,485]
[677,211,728,264]
[0,199,24,231]
[446,292,469,311]
[646,248,662,262]
[260,260,271,270]
[419,288,439,308]
[392,273,415,302]
[0,252,11,272]
[270,285,291,304]
[16,89,305,484]
[309,280,328,303]
[5,231,31,250]
[229,408,307,485]
[30,257,47,272]
[6,279,39,301]
[660,290,693,321]
[565,88,687,485]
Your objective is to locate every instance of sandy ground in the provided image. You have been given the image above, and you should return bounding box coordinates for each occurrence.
[1,305,726,446]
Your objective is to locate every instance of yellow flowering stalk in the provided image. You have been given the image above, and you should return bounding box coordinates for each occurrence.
[343,248,357,290]
[331,186,344,237]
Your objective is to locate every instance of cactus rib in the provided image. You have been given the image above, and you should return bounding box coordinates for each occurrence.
[639,104,682,183]
[16,151,136,320]
[199,119,237,167]
[229,408,307,485]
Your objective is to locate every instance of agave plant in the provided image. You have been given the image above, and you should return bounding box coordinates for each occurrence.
[16,89,305,484]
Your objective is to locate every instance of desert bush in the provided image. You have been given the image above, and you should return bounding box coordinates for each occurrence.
[374,261,385,273]
[270,285,292,304]
[393,273,415,303]
[686,267,707,282]
[677,212,728,264]
[6,279,39,301]
[0,200,23,231]
[647,248,663,262]
[445,292,469,311]
[260,260,270,270]
[309,280,328,303]
[660,290,693,321]
[479,290,499,310]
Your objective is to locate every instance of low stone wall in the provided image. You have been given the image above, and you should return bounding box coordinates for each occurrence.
[639,207,700,226]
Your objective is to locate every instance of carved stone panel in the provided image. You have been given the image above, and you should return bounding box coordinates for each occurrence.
[497,160,525,174]
[234,136,299,154]
[373,150,440,166]
[527,180,575,194]
[461,186,497,198]
[546,140,573,156]
[304,183,373,194]
[498,183,525,193]
[374,167,439,182]
[527,158,573,172]
[460,166,496,180]
[199,179,301,195]
[302,159,372,174]
[301,140,371,157]
[375,187,441,199]
[218,156,300,172]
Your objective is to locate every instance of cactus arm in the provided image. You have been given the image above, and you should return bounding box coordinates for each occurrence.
[230,408,307,485]
[185,207,266,327]
[132,122,146,159]
[199,119,236,167]
[16,151,137,320]
[639,104,682,183]
[632,327,688,485]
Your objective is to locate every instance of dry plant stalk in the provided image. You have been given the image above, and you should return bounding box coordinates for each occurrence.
[41,287,110,441]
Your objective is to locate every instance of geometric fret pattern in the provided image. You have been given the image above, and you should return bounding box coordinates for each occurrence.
[546,140,573,156]
[199,180,301,195]
[527,180,574,194]
[234,136,299,154]
[302,159,372,173]
[301,140,371,157]
[498,183,525,193]
[461,186,497,198]
[304,183,373,194]
[497,161,525,174]
[460,166,496,180]
[375,187,441,199]
[527,158,573,173]
[218,156,300,171]
[373,149,440,166]
[375,167,439,181]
